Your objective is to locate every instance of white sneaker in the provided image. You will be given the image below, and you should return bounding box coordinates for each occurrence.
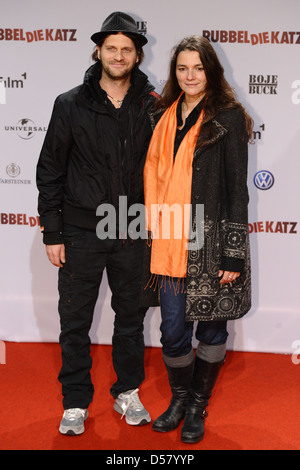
[114,388,151,426]
[59,408,88,435]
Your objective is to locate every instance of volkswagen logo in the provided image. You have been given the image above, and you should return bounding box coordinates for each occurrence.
[253,170,275,190]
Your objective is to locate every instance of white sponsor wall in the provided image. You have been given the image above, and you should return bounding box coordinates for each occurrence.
[1,0,299,353]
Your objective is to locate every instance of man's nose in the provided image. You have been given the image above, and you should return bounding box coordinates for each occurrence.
[114,50,124,60]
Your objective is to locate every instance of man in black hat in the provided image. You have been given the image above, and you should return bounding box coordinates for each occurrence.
[36,11,157,435]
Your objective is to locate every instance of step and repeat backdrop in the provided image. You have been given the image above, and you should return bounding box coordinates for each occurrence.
[1,0,299,354]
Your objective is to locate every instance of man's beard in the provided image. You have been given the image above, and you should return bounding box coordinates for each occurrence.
[101,62,133,81]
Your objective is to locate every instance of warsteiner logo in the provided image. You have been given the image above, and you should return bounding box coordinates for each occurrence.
[6,163,20,178]
[0,163,31,185]
[0,28,77,42]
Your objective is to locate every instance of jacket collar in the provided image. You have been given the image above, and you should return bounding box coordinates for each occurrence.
[77,62,154,110]
[206,119,228,145]
[194,117,228,156]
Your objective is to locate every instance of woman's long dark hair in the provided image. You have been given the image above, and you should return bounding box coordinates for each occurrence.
[156,36,253,142]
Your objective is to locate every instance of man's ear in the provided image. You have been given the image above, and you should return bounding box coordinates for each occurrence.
[96,45,101,60]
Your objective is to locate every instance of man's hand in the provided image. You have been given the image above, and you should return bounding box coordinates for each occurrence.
[46,244,66,268]
[218,270,240,284]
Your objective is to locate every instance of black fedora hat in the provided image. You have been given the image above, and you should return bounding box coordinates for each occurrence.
[91,11,148,46]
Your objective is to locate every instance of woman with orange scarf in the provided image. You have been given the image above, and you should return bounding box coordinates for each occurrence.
[144,36,253,444]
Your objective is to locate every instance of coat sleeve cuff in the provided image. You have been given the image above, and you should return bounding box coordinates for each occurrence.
[42,231,64,245]
[220,256,244,273]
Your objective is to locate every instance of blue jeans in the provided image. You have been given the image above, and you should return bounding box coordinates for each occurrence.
[159,277,228,358]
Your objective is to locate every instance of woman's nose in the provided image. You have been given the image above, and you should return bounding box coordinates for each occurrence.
[187,69,195,80]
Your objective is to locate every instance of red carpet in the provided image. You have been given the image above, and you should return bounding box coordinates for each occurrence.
[0,342,299,450]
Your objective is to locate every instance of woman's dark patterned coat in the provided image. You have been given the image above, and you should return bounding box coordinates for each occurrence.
[143,106,251,322]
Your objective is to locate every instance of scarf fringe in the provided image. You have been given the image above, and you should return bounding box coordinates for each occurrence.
[144,274,186,295]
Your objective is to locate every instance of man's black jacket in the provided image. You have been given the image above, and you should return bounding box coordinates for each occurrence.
[36,62,156,244]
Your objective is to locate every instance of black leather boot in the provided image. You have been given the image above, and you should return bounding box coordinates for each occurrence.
[181,356,224,443]
[152,359,194,433]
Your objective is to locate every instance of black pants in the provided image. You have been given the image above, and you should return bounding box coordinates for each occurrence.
[58,224,147,409]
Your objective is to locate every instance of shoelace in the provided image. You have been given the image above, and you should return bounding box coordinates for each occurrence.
[120,388,142,419]
[64,408,86,421]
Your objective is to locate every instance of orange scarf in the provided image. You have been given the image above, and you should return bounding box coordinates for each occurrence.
[144,94,204,278]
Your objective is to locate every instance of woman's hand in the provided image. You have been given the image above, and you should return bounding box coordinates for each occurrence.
[218,270,240,284]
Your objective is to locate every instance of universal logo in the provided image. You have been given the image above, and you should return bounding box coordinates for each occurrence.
[5,118,47,139]
[253,170,275,190]
[249,75,278,94]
